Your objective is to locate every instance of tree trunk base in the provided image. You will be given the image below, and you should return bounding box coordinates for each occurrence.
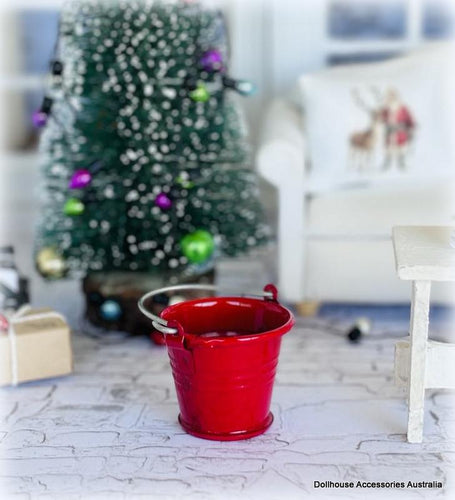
[82,269,216,336]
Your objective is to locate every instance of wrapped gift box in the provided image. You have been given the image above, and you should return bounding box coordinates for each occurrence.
[0,307,72,386]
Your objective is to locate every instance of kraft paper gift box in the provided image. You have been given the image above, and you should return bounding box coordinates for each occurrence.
[0,307,72,386]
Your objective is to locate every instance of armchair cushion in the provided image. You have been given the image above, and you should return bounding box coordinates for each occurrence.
[307,180,455,235]
[298,42,455,181]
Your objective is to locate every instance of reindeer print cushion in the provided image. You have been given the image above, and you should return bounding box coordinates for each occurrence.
[298,43,455,180]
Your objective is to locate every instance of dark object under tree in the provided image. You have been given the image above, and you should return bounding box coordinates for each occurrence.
[83,268,215,338]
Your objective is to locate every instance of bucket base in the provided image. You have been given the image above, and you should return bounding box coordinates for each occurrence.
[178,412,274,441]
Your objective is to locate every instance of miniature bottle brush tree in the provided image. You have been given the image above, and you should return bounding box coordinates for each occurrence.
[34,0,269,281]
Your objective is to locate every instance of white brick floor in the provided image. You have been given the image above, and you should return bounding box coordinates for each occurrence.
[1,313,454,500]
[2,150,454,499]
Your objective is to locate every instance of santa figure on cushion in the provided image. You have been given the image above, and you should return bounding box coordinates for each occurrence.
[381,88,416,170]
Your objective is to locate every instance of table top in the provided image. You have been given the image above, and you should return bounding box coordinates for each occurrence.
[392,226,455,281]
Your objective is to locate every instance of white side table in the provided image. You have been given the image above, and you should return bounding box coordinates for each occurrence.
[392,226,455,443]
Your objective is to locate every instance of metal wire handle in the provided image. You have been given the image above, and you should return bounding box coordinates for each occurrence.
[138,284,274,335]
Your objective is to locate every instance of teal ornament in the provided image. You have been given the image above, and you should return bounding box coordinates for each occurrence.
[222,76,257,96]
[100,299,122,321]
[64,198,85,216]
[189,83,210,102]
[180,230,215,264]
[236,80,257,96]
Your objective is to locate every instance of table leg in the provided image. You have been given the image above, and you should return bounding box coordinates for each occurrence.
[407,280,431,443]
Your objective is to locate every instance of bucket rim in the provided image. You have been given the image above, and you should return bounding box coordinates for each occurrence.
[160,295,295,344]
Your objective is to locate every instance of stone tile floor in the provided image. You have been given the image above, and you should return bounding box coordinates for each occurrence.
[1,312,454,500]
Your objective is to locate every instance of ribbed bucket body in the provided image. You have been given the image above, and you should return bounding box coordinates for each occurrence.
[161,294,293,441]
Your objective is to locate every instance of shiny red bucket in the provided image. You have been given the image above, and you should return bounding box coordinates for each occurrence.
[139,284,294,441]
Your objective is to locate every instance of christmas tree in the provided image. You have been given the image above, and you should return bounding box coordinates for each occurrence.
[34,0,269,281]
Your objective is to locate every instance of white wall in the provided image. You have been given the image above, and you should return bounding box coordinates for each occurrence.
[225,0,332,144]
[226,0,455,141]
[1,0,454,299]
[3,0,450,147]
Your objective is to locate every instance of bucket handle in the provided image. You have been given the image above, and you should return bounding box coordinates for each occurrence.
[138,284,277,335]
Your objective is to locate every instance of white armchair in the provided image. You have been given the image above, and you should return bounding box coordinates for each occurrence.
[258,100,306,302]
[257,98,455,306]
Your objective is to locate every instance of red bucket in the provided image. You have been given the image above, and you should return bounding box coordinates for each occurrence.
[139,284,294,441]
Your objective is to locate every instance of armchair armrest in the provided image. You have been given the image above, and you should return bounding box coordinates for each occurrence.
[256,99,307,302]
[256,99,305,187]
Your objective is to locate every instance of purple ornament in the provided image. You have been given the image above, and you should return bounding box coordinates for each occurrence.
[32,110,48,128]
[199,49,223,72]
[69,169,92,189]
[155,192,172,210]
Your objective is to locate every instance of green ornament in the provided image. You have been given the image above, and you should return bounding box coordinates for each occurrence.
[181,230,215,263]
[189,83,210,102]
[176,175,195,189]
[64,197,85,216]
